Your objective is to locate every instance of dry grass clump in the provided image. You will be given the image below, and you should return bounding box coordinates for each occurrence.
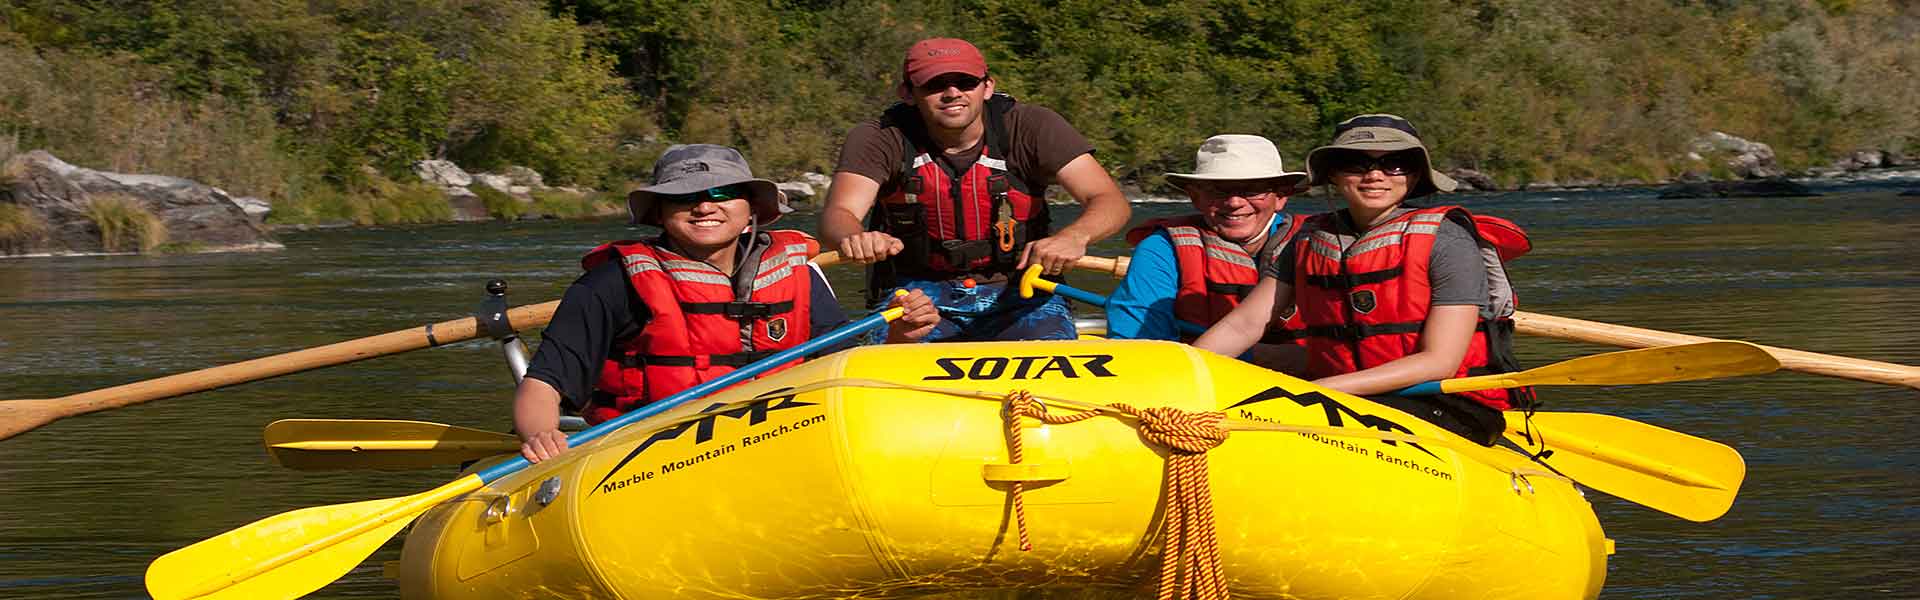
[84,193,168,253]
[529,189,617,219]
[0,203,48,253]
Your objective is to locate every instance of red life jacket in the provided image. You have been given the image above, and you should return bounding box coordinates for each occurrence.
[869,93,1051,292]
[1291,207,1535,411]
[577,230,819,424]
[1123,214,1307,343]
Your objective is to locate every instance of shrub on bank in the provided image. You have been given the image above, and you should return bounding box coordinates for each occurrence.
[529,190,617,219]
[267,177,454,226]
[471,184,521,221]
[83,194,168,253]
[360,178,454,225]
[0,203,48,253]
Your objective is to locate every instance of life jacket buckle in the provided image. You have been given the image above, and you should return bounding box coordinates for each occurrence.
[722,301,774,319]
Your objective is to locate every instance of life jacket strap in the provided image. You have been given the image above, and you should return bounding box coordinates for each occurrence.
[1303,267,1403,290]
[619,350,780,369]
[679,300,795,319]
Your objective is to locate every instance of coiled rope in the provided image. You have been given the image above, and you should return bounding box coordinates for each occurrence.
[1002,389,1230,600]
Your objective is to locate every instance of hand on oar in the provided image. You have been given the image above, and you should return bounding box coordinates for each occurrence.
[1016,265,1207,336]
[263,419,521,470]
[145,301,913,600]
[1395,341,1782,396]
[1505,411,1745,522]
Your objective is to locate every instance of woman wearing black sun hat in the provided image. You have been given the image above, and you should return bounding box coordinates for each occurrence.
[1194,114,1535,445]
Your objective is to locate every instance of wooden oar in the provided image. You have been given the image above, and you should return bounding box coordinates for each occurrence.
[144,301,910,600]
[0,301,564,442]
[1395,341,1782,396]
[1512,312,1920,390]
[1067,253,1917,389]
[262,419,520,471]
[0,251,891,442]
[1506,412,1745,522]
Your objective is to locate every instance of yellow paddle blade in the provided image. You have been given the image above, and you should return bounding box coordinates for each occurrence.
[1444,341,1780,394]
[146,475,483,600]
[264,419,520,470]
[1506,412,1745,522]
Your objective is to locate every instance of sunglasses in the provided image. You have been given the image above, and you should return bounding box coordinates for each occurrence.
[1331,152,1420,176]
[658,183,751,205]
[916,74,984,94]
[1191,181,1284,199]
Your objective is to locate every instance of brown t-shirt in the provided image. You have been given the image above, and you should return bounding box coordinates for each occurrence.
[834,100,1095,197]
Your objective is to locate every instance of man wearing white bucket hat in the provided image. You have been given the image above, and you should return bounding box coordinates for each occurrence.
[1107,134,1309,369]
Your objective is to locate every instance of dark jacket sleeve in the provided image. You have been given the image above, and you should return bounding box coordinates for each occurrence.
[805,266,865,355]
[524,262,646,411]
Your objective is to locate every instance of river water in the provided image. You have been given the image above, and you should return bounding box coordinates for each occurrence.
[2,181,1916,599]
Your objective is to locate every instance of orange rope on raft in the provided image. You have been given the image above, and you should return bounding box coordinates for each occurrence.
[1001,390,1231,600]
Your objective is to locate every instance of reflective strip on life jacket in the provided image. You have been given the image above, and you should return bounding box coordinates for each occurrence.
[1291,206,1532,410]
[578,230,817,423]
[1123,214,1305,343]
[870,93,1049,280]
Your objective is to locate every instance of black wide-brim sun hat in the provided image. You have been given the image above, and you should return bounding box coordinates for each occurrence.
[1305,114,1458,200]
[626,144,791,227]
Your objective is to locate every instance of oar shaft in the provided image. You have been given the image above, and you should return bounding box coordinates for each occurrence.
[270,440,522,452]
[25,301,558,424]
[1513,311,1920,389]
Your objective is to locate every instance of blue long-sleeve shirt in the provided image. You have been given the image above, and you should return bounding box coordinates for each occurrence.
[1107,215,1288,341]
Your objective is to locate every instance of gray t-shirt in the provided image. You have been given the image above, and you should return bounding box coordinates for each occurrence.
[1263,207,1488,309]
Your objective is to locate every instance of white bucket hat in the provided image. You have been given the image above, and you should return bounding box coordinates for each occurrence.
[1164,134,1309,192]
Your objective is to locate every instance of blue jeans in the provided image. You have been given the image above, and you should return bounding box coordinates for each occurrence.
[871,278,1077,343]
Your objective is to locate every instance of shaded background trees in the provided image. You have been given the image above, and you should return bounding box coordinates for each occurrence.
[2,0,1915,202]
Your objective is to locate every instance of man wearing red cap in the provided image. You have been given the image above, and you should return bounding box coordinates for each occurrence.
[822,37,1130,341]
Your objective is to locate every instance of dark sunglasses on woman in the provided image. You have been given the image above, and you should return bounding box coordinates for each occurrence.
[1332,151,1420,176]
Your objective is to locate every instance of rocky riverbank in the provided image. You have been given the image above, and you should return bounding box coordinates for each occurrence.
[5,130,1916,257]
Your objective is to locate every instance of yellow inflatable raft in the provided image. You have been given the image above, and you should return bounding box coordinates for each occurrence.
[397,339,1608,599]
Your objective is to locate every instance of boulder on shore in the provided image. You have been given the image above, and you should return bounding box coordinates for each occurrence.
[1656,179,1819,199]
[1688,132,1784,179]
[1446,168,1498,192]
[1,150,278,256]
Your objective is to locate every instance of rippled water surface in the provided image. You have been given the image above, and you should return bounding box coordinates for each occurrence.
[2,181,1916,598]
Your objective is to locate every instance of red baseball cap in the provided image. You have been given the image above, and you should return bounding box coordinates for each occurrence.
[900,38,988,91]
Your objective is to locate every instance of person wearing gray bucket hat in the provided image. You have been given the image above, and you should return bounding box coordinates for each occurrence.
[1104,134,1307,372]
[625,144,790,227]
[506,144,939,463]
[1192,114,1538,446]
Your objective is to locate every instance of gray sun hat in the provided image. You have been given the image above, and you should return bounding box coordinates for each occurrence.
[627,144,791,227]
[1164,134,1309,193]
[1305,114,1457,199]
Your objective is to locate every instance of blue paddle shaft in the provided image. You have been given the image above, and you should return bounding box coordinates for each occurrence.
[1396,381,1444,395]
[1045,280,1207,337]
[475,309,895,483]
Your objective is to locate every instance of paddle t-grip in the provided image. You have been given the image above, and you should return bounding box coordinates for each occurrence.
[1018,264,1047,299]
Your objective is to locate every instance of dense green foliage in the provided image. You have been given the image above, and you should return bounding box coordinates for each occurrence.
[1,0,1914,204]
